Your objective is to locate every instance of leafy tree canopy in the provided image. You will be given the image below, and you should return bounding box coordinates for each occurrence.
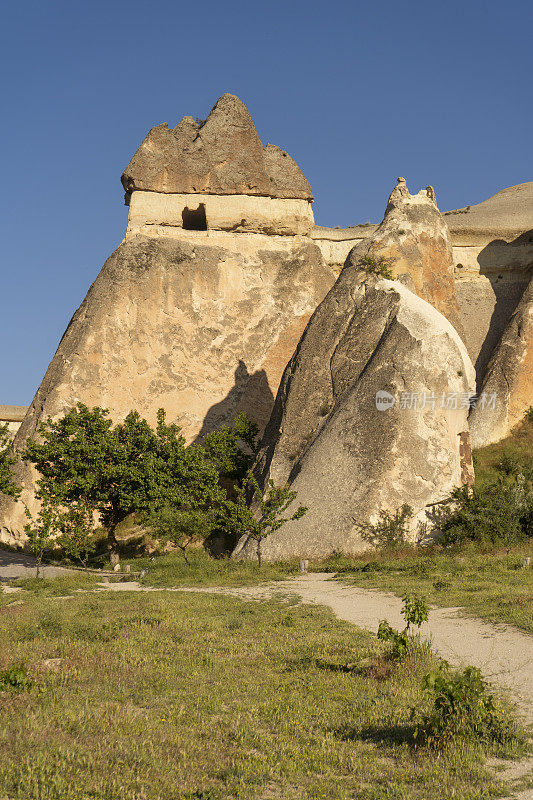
[24,404,224,552]
[202,411,259,481]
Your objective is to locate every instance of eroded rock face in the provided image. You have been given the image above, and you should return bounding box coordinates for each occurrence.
[1,234,334,545]
[234,271,475,561]
[345,178,464,338]
[121,94,313,200]
[470,276,533,447]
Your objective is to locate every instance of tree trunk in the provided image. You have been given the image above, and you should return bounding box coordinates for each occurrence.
[257,540,262,567]
[108,523,120,565]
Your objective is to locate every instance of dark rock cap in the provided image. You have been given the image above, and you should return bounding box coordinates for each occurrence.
[121,94,313,200]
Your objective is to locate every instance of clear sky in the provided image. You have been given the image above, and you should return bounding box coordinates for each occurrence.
[1,0,531,405]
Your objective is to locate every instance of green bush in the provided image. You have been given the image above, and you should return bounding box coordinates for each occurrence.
[377,592,428,659]
[435,481,532,547]
[357,504,413,550]
[417,664,522,749]
[357,254,394,279]
[0,664,32,692]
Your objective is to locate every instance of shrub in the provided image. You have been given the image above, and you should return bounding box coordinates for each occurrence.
[417,664,522,749]
[0,664,32,692]
[143,506,216,565]
[435,481,532,547]
[357,504,413,550]
[0,423,20,499]
[357,254,394,279]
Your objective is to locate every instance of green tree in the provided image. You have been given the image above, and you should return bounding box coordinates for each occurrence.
[202,411,259,482]
[221,472,307,566]
[0,423,20,499]
[24,404,224,560]
[144,506,216,565]
[23,496,59,577]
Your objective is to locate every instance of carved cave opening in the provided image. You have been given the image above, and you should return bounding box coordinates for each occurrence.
[182,203,207,230]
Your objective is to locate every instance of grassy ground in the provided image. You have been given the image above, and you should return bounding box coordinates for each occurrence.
[473,414,533,487]
[133,548,300,588]
[316,545,533,634]
[0,587,526,800]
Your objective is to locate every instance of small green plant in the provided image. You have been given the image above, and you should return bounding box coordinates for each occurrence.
[358,254,394,279]
[221,473,307,566]
[417,663,522,749]
[0,664,32,692]
[377,619,408,658]
[318,402,331,417]
[357,504,413,550]
[525,406,533,422]
[377,592,428,659]
[23,496,60,577]
[402,592,429,631]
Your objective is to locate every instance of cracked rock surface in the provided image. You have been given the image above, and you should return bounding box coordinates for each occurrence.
[235,268,475,561]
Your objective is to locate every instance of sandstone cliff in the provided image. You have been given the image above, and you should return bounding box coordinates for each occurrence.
[470,275,533,447]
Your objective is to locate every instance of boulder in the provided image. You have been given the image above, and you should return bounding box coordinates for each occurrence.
[234,270,475,562]
[470,276,533,448]
[345,178,464,337]
[121,94,313,200]
[1,234,334,546]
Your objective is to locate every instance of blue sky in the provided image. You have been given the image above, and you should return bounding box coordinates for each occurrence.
[1,0,531,404]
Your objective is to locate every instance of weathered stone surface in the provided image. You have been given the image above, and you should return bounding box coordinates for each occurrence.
[345,178,464,338]
[470,276,533,448]
[1,234,334,545]
[126,191,315,237]
[121,94,313,200]
[234,271,475,561]
[445,182,533,241]
[262,144,313,200]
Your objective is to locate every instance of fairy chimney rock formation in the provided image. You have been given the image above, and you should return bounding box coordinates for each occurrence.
[122,93,313,199]
[235,273,475,562]
[345,178,464,337]
[0,95,333,547]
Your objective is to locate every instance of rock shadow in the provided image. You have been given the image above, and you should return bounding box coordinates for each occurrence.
[474,230,533,384]
[194,359,275,444]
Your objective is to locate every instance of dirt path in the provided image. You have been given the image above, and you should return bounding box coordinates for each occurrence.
[0,550,73,580]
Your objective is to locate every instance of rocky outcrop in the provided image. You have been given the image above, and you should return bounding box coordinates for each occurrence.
[234,271,475,562]
[121,94,313,200]
[1,234,334,545]
[470,276,533,447]
[344,179,464,337]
